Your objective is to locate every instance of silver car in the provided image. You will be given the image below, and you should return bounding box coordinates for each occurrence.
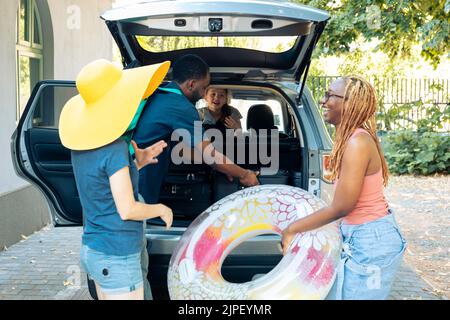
[11,0,334,299]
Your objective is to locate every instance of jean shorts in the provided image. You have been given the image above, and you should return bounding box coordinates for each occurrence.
[80,244,143,295]
[326,209,407,300]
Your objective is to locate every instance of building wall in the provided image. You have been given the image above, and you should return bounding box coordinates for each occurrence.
[0,0,112,249]
[0,1,24,197]
[48,0,113,79]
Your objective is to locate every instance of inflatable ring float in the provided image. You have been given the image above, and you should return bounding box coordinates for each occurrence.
[168,185,342,300]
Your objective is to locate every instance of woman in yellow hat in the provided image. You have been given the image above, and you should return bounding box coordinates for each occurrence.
[59,59,173,300]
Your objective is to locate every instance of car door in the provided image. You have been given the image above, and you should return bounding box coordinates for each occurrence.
[11,81,81,226]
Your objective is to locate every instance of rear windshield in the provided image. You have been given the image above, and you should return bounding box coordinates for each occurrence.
[196,96,285,132]
[136,36,297,53]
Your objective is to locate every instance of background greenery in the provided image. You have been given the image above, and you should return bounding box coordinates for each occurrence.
[297,0,450,175]
[296,0,450,69]
[382,131,450,175]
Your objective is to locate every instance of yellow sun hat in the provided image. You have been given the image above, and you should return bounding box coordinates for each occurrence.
[59,59,171,151]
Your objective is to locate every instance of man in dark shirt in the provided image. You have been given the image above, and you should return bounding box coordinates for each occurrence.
[133,54,259,300]
[134,54,259,206]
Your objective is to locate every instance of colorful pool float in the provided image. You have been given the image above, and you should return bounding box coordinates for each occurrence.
[167,185,342,300]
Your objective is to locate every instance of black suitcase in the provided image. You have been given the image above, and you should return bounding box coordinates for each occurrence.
[213,172,241,202]
[159,172,212,220]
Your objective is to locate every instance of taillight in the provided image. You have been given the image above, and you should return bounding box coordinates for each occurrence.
[322,152,333,183]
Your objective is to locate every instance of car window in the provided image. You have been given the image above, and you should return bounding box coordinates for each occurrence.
[136,36,297,54]
[31,86,78,129]
[197,97,285,132]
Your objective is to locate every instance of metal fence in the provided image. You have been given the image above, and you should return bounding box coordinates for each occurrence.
[308,76,450,132]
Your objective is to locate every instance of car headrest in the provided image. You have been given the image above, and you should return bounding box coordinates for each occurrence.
[247,104,276,131]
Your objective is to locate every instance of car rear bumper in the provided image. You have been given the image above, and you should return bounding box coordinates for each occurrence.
[147,226,282,256]
[146,226,283,300]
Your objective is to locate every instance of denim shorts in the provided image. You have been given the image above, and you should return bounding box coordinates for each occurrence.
[80,245,143,295]
[326,209,407,300]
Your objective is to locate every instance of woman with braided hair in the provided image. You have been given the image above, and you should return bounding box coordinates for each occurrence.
[281,76,406,300]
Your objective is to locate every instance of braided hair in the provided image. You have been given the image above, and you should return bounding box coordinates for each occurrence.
[329,76,389,186]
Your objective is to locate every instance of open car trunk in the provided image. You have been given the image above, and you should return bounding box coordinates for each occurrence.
[103,0,329,93]
[154,84,306,228]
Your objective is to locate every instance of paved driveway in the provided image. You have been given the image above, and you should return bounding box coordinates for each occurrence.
[385,175,449,298]
[0,225,444,300]
[0,175,448,300]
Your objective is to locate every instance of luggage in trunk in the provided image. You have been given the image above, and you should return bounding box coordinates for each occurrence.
[159,172,212,220]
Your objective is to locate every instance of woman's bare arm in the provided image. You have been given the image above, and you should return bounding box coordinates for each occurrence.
[109,166,173,228]
[281,135,372,253]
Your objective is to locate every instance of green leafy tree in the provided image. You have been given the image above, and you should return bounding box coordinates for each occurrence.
[294,0,450,68]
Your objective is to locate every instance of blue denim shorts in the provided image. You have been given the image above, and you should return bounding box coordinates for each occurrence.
[326,209,407,300]
[80,245,143,295]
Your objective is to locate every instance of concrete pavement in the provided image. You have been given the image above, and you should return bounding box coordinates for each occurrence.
[0,225,446,300]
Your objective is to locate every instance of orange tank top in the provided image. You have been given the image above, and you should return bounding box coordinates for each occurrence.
[334,128,389,225]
